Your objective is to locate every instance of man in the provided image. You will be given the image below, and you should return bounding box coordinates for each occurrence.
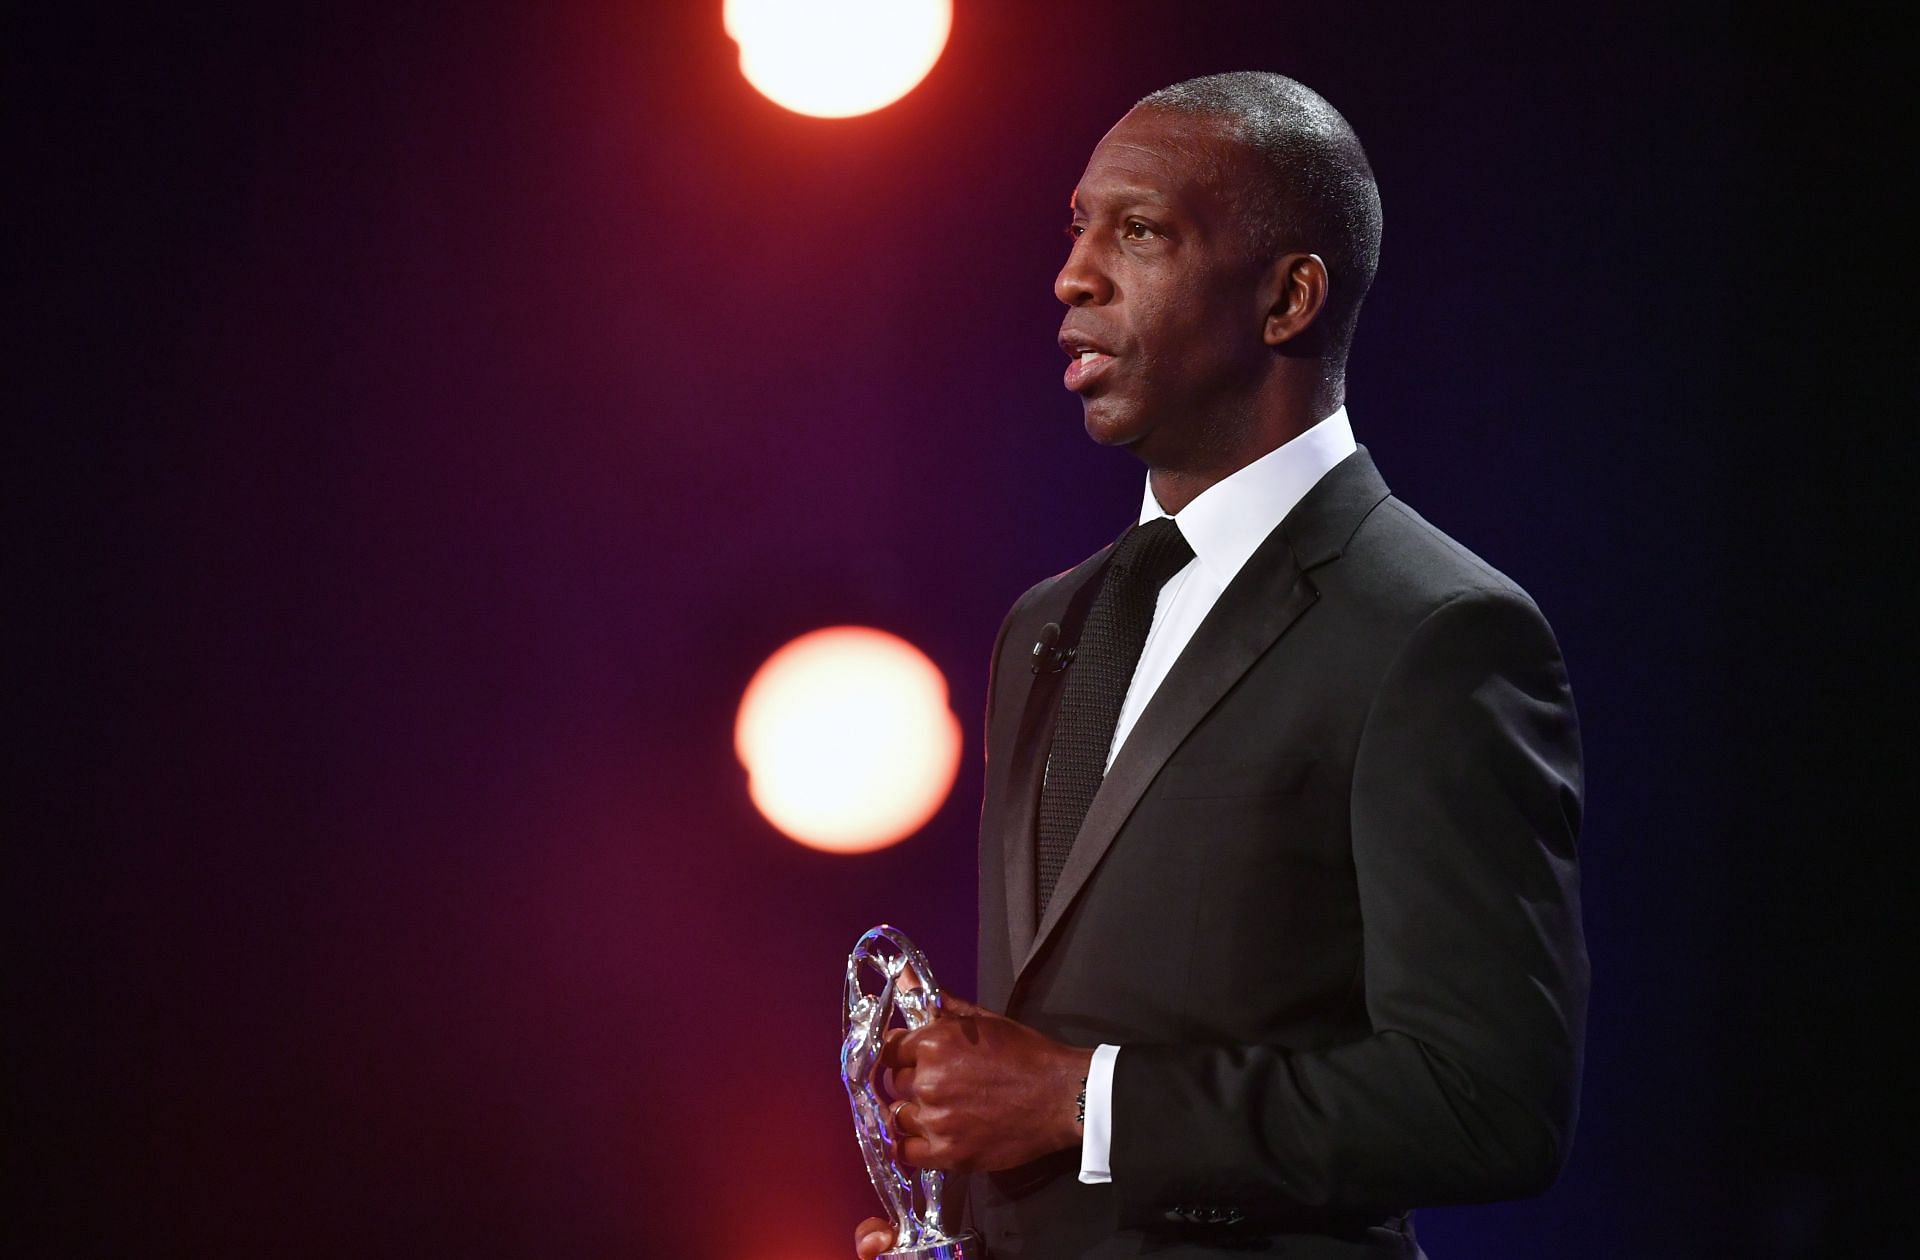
[855,72,1585,1260]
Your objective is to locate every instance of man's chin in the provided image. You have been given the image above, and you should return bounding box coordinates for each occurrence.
[1080,400,1147,450]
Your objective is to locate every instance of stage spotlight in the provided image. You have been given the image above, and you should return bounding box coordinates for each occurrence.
[724,0,951,119]
[735,627,962,852]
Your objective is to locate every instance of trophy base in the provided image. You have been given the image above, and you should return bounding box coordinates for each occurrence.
[881,1233,979,1260]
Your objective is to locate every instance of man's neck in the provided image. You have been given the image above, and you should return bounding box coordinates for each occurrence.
[1145,422,1317,516]
[1145,378,1342,515]
[1146,466,1238,516]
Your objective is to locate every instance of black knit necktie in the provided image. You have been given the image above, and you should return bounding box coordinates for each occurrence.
[1036,517,1194,915]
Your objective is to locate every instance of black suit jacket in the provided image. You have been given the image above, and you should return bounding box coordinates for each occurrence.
[966,450,1587,1259]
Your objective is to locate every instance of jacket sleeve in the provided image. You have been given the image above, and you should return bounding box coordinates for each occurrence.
[1109,587,1588,1221]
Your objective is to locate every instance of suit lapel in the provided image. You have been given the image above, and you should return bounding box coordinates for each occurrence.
[991,543,1116,970]
[1013,449,1392,986]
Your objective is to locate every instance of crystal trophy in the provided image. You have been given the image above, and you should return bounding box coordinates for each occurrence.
[841,925,979,1259]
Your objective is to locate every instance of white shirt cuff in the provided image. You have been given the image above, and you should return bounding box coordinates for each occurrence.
[1076,1043,1121,1184]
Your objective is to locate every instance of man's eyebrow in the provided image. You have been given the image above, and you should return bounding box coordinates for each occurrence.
[1068,186,1177,214]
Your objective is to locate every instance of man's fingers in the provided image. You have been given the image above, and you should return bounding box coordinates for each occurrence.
[879,1025,918,1070]
[853,1217,895,1260]
[896,1132,948,1170]
[885,1098,919,1140]
[887,1099,926,1164]
[893,1126,934,1168]
[877,995,982,1080]
[881,1064,916,1098]
[938,991,984,1017]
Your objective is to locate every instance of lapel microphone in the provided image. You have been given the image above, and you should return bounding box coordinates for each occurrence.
[1031,622,1076,674]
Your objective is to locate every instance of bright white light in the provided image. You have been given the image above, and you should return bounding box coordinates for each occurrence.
[735,627,962,852]
[724,0,952,119]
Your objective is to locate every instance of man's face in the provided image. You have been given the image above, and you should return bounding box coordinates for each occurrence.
[1057,108,1271,461]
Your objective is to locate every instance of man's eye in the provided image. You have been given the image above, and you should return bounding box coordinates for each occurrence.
[1065,223,1086,239]
[1124,220,1156,240]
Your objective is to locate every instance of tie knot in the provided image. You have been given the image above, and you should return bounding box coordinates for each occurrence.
[1112,517,1194,590]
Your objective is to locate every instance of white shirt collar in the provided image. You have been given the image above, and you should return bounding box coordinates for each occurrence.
[1137,406,1358,587]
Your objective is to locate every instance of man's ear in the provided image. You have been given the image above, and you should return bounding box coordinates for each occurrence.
[1263,252,1329,346]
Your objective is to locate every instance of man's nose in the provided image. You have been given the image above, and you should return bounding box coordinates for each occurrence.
[1054,241,1112,307]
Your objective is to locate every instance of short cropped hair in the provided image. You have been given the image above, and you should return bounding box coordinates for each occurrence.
[1136,72,1383,365]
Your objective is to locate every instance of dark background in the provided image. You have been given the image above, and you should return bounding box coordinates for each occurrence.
[10,2,1905,1257]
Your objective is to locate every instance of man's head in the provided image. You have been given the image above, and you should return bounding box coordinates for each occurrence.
[1057,72,1381,489]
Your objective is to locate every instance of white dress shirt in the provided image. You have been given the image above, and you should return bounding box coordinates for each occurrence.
[1077,406,1357,1184]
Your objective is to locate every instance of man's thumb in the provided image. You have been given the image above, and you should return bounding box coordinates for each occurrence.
[938,991,984,1017]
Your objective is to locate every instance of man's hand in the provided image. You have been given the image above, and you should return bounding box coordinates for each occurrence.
[852,1217,895,1260]
[880,993,1094,1173]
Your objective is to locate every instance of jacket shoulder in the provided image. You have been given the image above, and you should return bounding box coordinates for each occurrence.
[1329,495,1550,630]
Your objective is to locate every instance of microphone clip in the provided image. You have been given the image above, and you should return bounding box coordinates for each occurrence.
[1030,623,1076,675]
